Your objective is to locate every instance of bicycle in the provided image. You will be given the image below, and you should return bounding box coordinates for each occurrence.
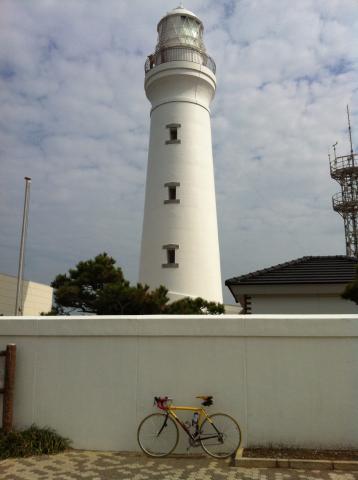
[137,395,241,458]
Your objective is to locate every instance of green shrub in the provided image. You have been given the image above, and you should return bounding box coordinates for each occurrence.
[0,425,71,459]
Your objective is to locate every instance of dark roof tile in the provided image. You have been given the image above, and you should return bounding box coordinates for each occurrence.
[225,256,358,286]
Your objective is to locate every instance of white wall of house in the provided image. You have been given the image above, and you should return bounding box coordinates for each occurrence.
[250,294,358,314]
[228,283,358,314]
[0,315,357,451]
[0,273,53,316]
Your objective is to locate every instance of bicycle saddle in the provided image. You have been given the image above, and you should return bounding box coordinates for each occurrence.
[196,395,213,406]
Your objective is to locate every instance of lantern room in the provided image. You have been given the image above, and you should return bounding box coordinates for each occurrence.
[145,6,216,74]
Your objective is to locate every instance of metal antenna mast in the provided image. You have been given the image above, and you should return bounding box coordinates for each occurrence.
[329,106,358,257]
[347,104,354,158]
[14,177,31,316]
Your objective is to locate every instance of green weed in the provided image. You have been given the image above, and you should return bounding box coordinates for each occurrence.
[0,425,71,459]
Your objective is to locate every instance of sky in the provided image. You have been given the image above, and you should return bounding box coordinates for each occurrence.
[0,0,357,304]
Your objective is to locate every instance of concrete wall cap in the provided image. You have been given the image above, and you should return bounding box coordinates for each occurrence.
[0,315,358,337]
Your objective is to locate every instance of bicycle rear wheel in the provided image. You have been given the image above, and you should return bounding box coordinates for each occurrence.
[137,413,179,457]
[199,413,241,458]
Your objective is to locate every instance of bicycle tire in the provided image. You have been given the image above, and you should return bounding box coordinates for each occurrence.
[137,413,179,457]
[199,413,241,458]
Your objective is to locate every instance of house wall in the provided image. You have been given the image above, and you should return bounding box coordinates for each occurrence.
[0,315,357,451]
[0,274,53,316]
[250,294,358,314]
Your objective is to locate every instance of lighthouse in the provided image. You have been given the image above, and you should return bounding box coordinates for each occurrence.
[139,6,222,303]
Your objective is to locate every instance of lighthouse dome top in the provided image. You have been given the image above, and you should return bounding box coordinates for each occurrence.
[160,6,200,23]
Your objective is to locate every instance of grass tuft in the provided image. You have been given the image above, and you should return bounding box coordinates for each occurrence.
[0,425,71,459]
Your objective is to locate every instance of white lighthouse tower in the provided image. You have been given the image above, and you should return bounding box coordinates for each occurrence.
[139,6,222,302]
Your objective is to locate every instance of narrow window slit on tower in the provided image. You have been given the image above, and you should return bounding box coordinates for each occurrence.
[162,244,179,268]
[165,123,181,144]
[169,187,176,200]
[167,249,175,264]
[164,182,180,204]
[170,128,177,141]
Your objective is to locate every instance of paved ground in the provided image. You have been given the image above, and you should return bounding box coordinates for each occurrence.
[0,451,357,480]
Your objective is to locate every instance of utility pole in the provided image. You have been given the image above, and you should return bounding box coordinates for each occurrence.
[14,177,31,316]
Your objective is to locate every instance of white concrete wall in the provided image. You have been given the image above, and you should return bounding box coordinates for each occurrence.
[251,294,358,314]
[0,273,53,316]
[0,315,357,451]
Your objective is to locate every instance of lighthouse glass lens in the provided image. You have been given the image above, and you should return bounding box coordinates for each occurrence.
[181,17,200,40]
[158,15,204,50]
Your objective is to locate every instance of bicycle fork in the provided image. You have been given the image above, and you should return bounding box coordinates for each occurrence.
[156,413,169,437]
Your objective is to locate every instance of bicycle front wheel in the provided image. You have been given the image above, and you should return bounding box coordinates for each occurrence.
[199,413,241,458]
[137,413,179,457]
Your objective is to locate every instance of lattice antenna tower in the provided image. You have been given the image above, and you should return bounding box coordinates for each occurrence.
[329,105,358,257]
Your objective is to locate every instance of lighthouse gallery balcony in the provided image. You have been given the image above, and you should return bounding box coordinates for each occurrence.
[145,46,216,74]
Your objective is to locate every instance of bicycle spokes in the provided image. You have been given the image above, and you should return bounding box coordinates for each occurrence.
[137,413,179,457]
[199,414,242,458]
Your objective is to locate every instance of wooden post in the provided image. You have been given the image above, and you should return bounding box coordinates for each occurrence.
[2,344,16,433]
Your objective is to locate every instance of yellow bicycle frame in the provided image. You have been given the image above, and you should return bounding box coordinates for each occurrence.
[165,404,214,437]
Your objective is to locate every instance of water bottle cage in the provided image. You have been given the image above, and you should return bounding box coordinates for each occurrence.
[190,417,199,438]
[192,413,199,428]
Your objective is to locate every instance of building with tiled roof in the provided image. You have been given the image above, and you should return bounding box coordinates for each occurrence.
[225,256,358,314]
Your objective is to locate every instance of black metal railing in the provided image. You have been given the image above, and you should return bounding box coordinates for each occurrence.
[145,46,216,74]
